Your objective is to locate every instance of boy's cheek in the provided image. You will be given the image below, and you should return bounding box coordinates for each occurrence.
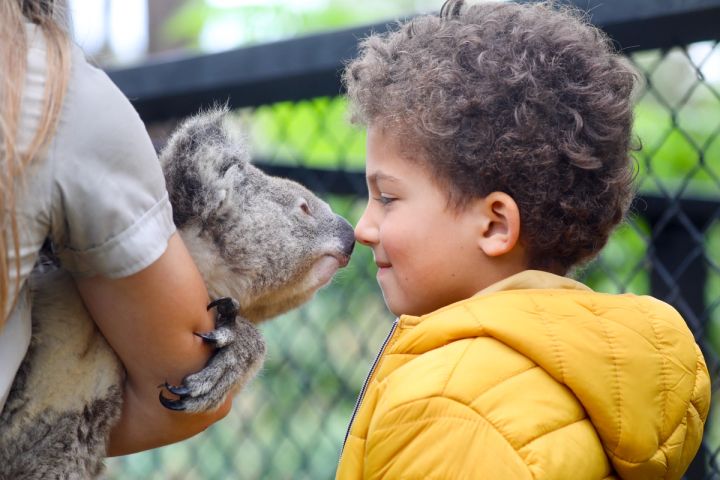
[376,275,393,303]
[377,275,410,317]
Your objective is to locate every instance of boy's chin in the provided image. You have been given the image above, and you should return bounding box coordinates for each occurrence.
[381,292,402,317]
[384,291,470,317]
[383,295,432,318]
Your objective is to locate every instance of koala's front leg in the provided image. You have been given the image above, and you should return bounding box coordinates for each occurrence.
[159,297,266,412]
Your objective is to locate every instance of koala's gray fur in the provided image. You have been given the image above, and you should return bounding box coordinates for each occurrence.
[0,108,355,480]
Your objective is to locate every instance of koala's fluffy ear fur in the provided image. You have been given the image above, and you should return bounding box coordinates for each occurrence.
[160,107,249,228]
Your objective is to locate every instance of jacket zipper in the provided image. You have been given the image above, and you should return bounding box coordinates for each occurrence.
[339,318,399,457]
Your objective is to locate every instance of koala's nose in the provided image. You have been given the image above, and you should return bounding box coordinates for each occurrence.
[336,214,356,257]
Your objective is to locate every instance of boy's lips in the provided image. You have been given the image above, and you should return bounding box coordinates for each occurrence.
[376,261,392,269]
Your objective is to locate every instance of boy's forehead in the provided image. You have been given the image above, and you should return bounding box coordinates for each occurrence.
[366,127,414,173]
[366,171,400,184]
[365,123,442,189]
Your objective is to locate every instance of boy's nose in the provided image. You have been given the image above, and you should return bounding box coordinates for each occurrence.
[354,209,378,246]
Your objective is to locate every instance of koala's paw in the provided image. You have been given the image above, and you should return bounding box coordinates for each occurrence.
[159,297,266,412]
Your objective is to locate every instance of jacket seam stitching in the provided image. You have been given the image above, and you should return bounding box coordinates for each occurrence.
[371,396,534,478]
[468,365,539,408]
[600,318,623,451]
[516,417,587,449]
[691,351,704,420]
[531,296,566,384]
[464,294,694,377]
[441,339,473,397]
[648,304,670,445]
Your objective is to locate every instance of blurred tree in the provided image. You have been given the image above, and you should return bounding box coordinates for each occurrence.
[161,0,440,54]
[148,0,186,54]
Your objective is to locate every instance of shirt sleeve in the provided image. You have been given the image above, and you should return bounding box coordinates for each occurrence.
[49,46,175,278]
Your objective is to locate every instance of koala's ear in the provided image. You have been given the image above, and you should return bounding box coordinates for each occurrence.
[159,106,242,170]
[161,106,250,227]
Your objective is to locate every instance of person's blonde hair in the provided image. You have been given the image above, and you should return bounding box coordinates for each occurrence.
[0,0,71,328]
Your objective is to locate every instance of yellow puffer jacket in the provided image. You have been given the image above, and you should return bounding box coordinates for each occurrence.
[336,271,710,480]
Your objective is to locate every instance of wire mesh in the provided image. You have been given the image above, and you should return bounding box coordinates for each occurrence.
[106,40,720,480]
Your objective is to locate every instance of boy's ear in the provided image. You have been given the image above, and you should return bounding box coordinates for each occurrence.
[475,192,521,257]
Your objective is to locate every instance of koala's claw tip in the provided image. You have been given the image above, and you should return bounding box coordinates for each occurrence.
[207,297,240,317]
[159,391,187,411]
[163,382,192,397]
[158,382,193,410]
[195,331,219,344]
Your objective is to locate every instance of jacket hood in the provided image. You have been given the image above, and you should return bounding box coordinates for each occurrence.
[395,271,710,479]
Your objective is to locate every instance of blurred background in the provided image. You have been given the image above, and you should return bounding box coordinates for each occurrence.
[68,0,441,65]
[65,1,720,478]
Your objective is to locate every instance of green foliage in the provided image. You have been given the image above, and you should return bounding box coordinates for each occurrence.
[578,217,651,295]
[632,48,720,197]
[163,0,210,50]
[706,222,720,354]
[164,0,440,52]
[231,98,366,170]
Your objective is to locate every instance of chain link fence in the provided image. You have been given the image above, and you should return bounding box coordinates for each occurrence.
[105,3,720,478]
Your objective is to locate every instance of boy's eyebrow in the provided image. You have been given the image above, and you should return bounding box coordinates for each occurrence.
[367,171,400,184]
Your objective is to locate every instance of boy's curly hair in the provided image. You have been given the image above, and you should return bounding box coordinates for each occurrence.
[343,0,641,274]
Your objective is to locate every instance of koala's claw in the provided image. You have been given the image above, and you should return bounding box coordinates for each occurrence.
[158,391,187,411]
[207,297,240,319]
[195,330,220,344]
[194,325,235,347]
[163,382,192,397]
[157,297,266,412]
[158,382,193,411]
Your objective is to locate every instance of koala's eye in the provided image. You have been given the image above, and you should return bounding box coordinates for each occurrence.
[300,200,311,215]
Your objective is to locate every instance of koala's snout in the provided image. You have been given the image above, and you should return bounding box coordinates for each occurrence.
[336,214,356,264]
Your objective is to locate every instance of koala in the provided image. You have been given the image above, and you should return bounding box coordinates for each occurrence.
[0,108,356,480]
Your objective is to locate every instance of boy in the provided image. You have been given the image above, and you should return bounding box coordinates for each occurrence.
[337,1,711,479]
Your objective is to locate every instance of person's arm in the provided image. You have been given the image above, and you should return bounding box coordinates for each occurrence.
[75,233,232,456]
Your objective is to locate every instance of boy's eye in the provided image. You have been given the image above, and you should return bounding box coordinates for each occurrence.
[374,195,396,206]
